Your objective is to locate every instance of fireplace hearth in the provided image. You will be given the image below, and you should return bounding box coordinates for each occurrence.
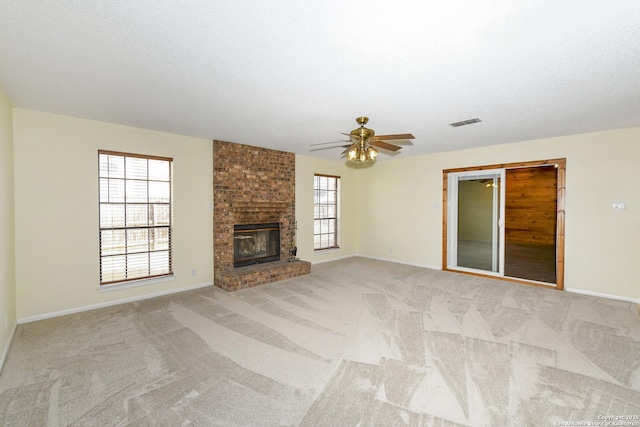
[234,223,280,267]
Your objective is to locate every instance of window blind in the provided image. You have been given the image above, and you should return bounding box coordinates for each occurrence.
[98,150,173,285]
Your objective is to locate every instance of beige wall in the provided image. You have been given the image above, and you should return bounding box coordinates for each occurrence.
[0,83,16,368]
[355,128,640,301]
[295,156,358,263]
[356,152,442,268]
[13,109,213,320]
[9,108,640,322]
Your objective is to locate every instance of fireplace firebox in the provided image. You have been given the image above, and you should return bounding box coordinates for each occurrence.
[233,223,280,268]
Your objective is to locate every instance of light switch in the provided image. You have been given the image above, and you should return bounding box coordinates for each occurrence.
[612,201,626,211]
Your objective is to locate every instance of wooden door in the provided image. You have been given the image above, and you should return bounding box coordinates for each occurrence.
[504,166,557,283]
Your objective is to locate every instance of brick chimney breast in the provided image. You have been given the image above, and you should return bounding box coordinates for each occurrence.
[213,140,309,291]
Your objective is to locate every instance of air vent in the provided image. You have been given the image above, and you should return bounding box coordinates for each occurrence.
[449,118,482,127]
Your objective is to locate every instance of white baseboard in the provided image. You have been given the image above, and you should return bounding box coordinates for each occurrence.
[565,288,640,304]
[17,282,213,325]
[355,253,442,271]
[312,253,441,271]
[311,254,357,265]
[0,322,17,375]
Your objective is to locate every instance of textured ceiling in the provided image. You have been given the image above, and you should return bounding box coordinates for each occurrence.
[1,1,639,160]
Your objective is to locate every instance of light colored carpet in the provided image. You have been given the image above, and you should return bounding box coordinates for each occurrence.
[1,257,639,426]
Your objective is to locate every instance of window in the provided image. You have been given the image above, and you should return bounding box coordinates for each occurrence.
[314,174,340,250]
[99,150,173,285]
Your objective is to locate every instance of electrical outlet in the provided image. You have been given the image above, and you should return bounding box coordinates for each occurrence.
[191,268,197,277]
[389,248,393,254]
[612,201,626,211]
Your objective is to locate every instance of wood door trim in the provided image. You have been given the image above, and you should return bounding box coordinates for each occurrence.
[444,158,566,174]
[442,158,566,291]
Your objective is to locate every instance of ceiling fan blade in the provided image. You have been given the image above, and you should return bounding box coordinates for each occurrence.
[370,140,402,152]
[374,133,415,140]
[310,140,350,147]
[310,145,351,152]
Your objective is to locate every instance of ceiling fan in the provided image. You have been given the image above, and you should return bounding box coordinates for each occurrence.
[311,116,415,163]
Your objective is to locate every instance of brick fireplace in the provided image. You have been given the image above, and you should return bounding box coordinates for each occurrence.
[213,140,310,291]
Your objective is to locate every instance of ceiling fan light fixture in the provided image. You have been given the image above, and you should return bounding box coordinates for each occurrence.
[347,143,378,163]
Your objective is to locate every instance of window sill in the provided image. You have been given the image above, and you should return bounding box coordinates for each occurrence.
[98,274,175,293]
[314,247,341,255]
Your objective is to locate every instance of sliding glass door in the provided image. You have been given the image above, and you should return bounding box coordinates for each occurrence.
[444,159,565,289]
[447,169,505,275]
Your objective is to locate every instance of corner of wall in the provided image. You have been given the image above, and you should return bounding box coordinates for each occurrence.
[0,81,17,373]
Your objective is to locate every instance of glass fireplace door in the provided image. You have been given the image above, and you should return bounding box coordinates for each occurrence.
[233,223,280,267]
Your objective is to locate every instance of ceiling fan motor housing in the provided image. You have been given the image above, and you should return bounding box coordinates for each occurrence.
[351,116,375,145]
[350,127,374,143]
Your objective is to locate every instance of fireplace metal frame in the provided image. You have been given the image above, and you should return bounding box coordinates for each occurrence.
[233,222,281,268]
